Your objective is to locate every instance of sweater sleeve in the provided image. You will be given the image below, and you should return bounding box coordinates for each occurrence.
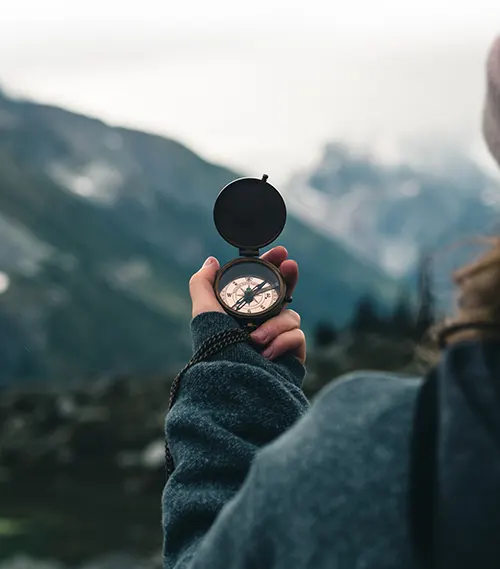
[162,311,309,569]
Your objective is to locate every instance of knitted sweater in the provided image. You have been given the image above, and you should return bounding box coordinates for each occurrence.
[162,312,500,569]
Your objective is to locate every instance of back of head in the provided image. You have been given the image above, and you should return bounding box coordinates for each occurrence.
[420,43,500,568]
[437,37,500,348]
[484,37,500,171]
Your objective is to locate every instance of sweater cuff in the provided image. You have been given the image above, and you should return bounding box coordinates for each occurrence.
[190,311,242,352]
[190,311,307,388]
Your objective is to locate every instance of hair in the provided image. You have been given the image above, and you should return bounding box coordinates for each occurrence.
[432,237,500,349]
[429,36,500,350]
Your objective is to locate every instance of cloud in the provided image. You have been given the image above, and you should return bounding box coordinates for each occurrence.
[1,2,499,178]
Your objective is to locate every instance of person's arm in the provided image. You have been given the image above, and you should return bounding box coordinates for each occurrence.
[162,311,309,569]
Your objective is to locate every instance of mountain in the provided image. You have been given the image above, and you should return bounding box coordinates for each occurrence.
[287,141,500,309]
[0,91,400,383]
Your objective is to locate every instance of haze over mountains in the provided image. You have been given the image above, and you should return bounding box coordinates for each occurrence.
[0,90,403,383]
[0,85,498,383]
[288,141,500,298]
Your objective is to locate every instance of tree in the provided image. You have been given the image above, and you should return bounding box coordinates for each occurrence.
[312,321,338,348]
[351,295,380,334]
[415,252,436,340]
[387,288,415,338]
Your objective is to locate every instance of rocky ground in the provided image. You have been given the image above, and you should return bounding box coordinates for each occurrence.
[0,375,172,566]
[0,374,172,480]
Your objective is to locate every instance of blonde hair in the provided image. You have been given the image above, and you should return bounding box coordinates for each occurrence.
[429,36,500,350]
[433,237,500,348]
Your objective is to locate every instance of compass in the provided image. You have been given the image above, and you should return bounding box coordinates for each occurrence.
[213,174,290,329]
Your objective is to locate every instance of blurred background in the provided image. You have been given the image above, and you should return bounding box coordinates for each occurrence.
[1,1,500,567]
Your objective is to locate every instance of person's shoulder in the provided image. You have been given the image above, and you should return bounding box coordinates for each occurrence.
[257,370,423,478]
[311,371,423,449]
[252,372,424,546]
[251,371,423,552]
[316,370,422,422]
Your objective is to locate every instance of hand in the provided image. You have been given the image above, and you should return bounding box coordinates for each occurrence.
[189,246,297,317]
[250,309,306,364]
[189,246,305,363]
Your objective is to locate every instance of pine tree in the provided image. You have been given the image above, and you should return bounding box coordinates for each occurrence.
[389,288,415,339]
[313,321,338,348]
[351,295,380,334]
[415,252,436,340]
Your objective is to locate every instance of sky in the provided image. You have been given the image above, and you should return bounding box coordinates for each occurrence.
[2,0,500,182]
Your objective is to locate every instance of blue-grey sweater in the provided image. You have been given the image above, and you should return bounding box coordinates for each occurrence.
[162,312,500,569]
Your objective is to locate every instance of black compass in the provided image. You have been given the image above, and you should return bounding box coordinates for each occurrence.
[213,174,290,329]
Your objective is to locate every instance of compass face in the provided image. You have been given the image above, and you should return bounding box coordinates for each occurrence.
[220,275,279,315]
[215,259,284,319]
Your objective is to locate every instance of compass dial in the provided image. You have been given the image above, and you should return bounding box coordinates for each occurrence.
[219,275,279,315]
[215,258,285,321]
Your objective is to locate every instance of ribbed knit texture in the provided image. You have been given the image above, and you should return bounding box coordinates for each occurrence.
[162,312,500,568]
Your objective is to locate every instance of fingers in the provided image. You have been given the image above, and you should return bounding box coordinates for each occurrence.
[260,246,298,298]
[279,259,298,298]
[260,246,288,267]
[262,329,306,364]
[189,244,298,321]
[251,309,301,343]
[189,257,225,318]
[250,309,305,363]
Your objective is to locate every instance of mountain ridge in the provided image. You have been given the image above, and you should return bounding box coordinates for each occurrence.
[0,90,401,383]
[286,141,500,285]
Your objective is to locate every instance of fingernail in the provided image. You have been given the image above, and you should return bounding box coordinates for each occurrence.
[262,346,274,359]
[251,329,268,343]
[202,257,215,268]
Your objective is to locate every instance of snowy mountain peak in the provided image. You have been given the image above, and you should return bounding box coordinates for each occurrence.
[287,140,500,280]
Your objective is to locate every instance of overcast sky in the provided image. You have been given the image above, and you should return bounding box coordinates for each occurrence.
[2,0,500,181]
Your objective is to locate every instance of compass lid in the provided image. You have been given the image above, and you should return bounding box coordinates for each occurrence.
[213,175,287,254]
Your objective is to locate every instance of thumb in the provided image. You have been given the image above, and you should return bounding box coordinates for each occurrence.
[189,257,224,318]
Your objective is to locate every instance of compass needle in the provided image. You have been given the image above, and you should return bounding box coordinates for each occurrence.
[253,284,279,295]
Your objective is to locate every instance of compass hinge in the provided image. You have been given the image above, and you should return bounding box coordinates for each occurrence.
[239,248,259,258]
